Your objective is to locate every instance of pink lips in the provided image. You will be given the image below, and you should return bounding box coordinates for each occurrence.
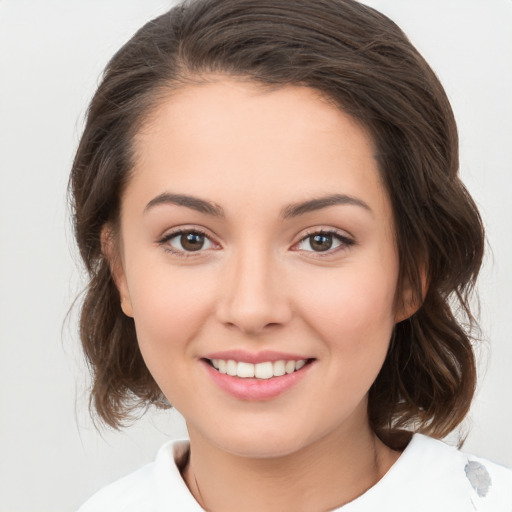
[203,349,309,364]
[201,350,313,401]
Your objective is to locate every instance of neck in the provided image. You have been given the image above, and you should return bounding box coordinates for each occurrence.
[183,417,400,512]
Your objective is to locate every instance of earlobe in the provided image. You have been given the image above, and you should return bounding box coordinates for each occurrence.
[120,296,134,317]
[101,224,134,318]
[394,293,417,323]
[394,269,428,323]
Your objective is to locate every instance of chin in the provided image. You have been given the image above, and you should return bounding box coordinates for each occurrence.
[196,418,325,460]
[219,435,308,459]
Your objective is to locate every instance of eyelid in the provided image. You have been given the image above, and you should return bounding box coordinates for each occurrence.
[291,227,355,256]
[156,225,355,258]
[157,226,220,257]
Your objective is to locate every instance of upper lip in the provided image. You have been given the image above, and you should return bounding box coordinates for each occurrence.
[202,349,312,364]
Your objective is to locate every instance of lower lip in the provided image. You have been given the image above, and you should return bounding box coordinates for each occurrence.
[202,360,313,401]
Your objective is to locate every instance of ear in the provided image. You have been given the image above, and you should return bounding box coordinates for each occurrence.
[394,268,428,323]
[101,224,134,318]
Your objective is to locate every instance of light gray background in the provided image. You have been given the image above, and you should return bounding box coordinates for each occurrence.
[0,1,510,511]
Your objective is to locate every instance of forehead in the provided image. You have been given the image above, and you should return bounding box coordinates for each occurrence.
[128,78,389,221]
[137,78,374,162]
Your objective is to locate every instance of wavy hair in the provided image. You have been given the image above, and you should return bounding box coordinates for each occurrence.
[70,0,484,445]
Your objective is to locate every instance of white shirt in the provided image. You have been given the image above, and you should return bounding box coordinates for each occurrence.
[78,434,512,511]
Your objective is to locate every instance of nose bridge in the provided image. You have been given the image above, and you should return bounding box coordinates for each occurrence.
[217,241,291,334]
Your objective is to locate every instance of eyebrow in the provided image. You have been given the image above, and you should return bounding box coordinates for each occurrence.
[144,193,225,217]
[281,193,372,218]
[144,192,372,218]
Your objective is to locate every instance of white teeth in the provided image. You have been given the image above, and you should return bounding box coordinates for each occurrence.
[273,360,286,377]
[209,358,308,379]
[255,361,273,379]
[237,362,255,378]
[285,360,295,374]
[226,360,237,376]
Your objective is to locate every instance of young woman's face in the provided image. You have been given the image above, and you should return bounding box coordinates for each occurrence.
[115,79,405,458]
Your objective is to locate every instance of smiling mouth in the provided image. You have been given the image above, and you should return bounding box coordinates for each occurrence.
[204,358,314,379]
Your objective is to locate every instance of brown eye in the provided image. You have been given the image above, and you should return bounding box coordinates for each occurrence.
[180,232,205,251]
[295,231,353,254]
[166,230,215,253]
[309,234,333,252]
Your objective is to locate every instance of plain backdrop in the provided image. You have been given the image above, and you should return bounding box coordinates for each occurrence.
[0,1,511,511]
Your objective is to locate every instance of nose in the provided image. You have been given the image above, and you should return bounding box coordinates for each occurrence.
[215,248,293,336]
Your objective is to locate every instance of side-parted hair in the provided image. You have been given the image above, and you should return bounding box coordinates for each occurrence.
[70,0,484,447]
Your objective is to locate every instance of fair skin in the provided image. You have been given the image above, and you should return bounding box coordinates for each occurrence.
[109,78,413,511]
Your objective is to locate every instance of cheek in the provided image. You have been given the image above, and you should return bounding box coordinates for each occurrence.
[297,259,398,356]
[297,267,397,409]
[126,262,216,356]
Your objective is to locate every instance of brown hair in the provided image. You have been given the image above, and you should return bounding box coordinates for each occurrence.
[70,0,484,445]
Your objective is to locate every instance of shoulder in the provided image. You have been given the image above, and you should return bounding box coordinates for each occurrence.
[399,434,512,511]
[343,434,512,512]
[77,439,202,512]
[456,443,512,510]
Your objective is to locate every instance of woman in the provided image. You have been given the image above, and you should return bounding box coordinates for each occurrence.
[73,0,512,510]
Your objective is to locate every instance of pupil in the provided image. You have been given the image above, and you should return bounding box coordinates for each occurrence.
[181,232,204,251]
[311,234,332,251]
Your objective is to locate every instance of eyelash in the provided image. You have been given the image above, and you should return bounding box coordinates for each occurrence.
[294,229,355,257]
[157,227,215,258]
[157,228,355,258]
